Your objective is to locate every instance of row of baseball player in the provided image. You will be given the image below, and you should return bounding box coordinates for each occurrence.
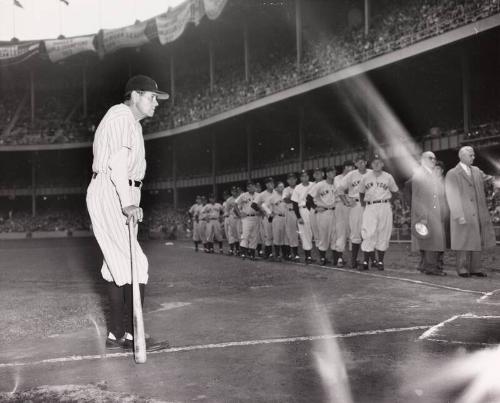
[188,154,398,270]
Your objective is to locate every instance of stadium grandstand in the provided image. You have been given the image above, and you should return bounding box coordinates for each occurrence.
[0,0,499,240]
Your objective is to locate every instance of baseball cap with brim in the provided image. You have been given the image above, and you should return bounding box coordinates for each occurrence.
[125,75,170,100]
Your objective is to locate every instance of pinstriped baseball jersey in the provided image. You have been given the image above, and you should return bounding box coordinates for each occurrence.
[92,104,146,181]
[235,192,258,216]
[291,183,314,207]
[189,203,203,219]
[340,169,373,198]
[202,203,223,219]
[359,171,398,202]
[268,192,288,215]
[86,103,148,286]
[310,180,337,208]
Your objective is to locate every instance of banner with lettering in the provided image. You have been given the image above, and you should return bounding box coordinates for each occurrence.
[0,41,39,66]
[44,36,96,62]
[102,20,149,54]
[203,0,228,20]
[155,0,204,45]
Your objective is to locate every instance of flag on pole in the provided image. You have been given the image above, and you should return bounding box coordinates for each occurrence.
[60,0,69,5]
[13,0,23,8]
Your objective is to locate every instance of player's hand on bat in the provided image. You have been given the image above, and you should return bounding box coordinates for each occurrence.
[123,205,143,225]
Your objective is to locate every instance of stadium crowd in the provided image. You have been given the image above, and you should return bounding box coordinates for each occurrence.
[0,0,498,146]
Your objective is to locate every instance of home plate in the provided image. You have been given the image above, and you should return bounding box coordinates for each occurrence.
[419,314,500,346]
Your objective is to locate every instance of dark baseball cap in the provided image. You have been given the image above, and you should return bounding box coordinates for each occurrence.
[264,177,274,184]
[371,154,383,162]
[325,166,336,172]
[125,75,169,100]
[287,172,297,179]
[354,154,367,162]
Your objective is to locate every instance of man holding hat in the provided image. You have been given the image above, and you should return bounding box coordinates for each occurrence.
[86,75,169,349]
[411,151,448,275]
[292,170,315,263]
[235,181,261,260]
[283,173,300,261]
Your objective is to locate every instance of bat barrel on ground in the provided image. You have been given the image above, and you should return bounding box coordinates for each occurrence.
[128,220,147,364]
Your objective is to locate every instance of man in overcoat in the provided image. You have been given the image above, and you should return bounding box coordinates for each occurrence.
[411,151,448,275]
[444,146,496,277]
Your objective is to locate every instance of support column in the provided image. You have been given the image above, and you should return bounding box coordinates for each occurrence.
[31,152,37,217]
[169,51,176,106]
[295,0,303,71]
[298,105,305,167]
[246,122,252,180]
[211,131,217,197]
[243,22,249,82]
[208,40,215,92]
[172,138,178,210]
[30,69,35,126]
[364,0,371,36]
[82,63,88,118]
[461,47,471,133]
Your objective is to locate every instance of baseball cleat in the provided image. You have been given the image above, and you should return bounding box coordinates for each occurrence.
[359,261,369,271]
[305,256,314,265]
[377,261,384,271]
[105,337,127,350]
[320,258,329,266]
[336,258,344,268]
[219,250,224,254]
[293,255,301,262]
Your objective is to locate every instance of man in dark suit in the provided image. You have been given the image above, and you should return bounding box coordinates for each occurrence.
[411,151,448,275]
[444,146,496,277]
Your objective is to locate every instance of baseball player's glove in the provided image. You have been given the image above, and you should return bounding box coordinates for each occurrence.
[305,195,316,210]
[268,216,273,223]
[251,202,260,212]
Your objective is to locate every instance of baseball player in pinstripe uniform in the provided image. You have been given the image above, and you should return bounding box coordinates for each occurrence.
[359,155,399,271]
[292,170,315,264]
[235,181,261,260]
[333,161,355,267]
[308,168,324,247]
[338,155,372,270]
[188,196,203,252]
[283,173,300,261]
[266,181,288,261]
[223,187,241,255]
[310,167,342,266]
[201,194,224,254]
[198,196,209,253]
[86,75,168,349]
[257,177,275,259]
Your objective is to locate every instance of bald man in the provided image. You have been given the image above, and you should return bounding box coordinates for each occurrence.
[411,151,448,275]
[445,146,496,277]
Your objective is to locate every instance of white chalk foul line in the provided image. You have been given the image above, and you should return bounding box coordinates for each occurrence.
[477,288,500,304]
[419,313,500,341]
[0,325,431,369]
[178,244,488,296]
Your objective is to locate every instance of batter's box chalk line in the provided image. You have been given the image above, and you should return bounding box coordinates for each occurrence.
[477,289,500,305]
[418,313,500,345]
[0,325,432,369]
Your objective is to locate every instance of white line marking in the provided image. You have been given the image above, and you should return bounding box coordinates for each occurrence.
[419,313,500,341]
[177,244,488,296]
[419,314,467,340]
[422,338,497,347]
[147,302,191,314]
[477,289,500,303]
[0,325,431,369]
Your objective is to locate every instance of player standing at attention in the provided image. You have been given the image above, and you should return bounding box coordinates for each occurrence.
[292,170,315,264]
[307,168,324,248]
[198,195,209,253]
[201,194,224,254]
[339,155,372,270]
[188,196,203,252]
[333,161,355,267]
[267,181,288,261]
[283,173,300,261]
[86,75,169,349]
[257,177,275,259]
[359,155,399,271]
[310,167,343,266]
[224,187,240,256]
[235,182,261,260]
[254,182,264,257]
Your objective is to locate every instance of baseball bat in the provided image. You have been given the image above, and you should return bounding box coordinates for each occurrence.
[128,220,147,364]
